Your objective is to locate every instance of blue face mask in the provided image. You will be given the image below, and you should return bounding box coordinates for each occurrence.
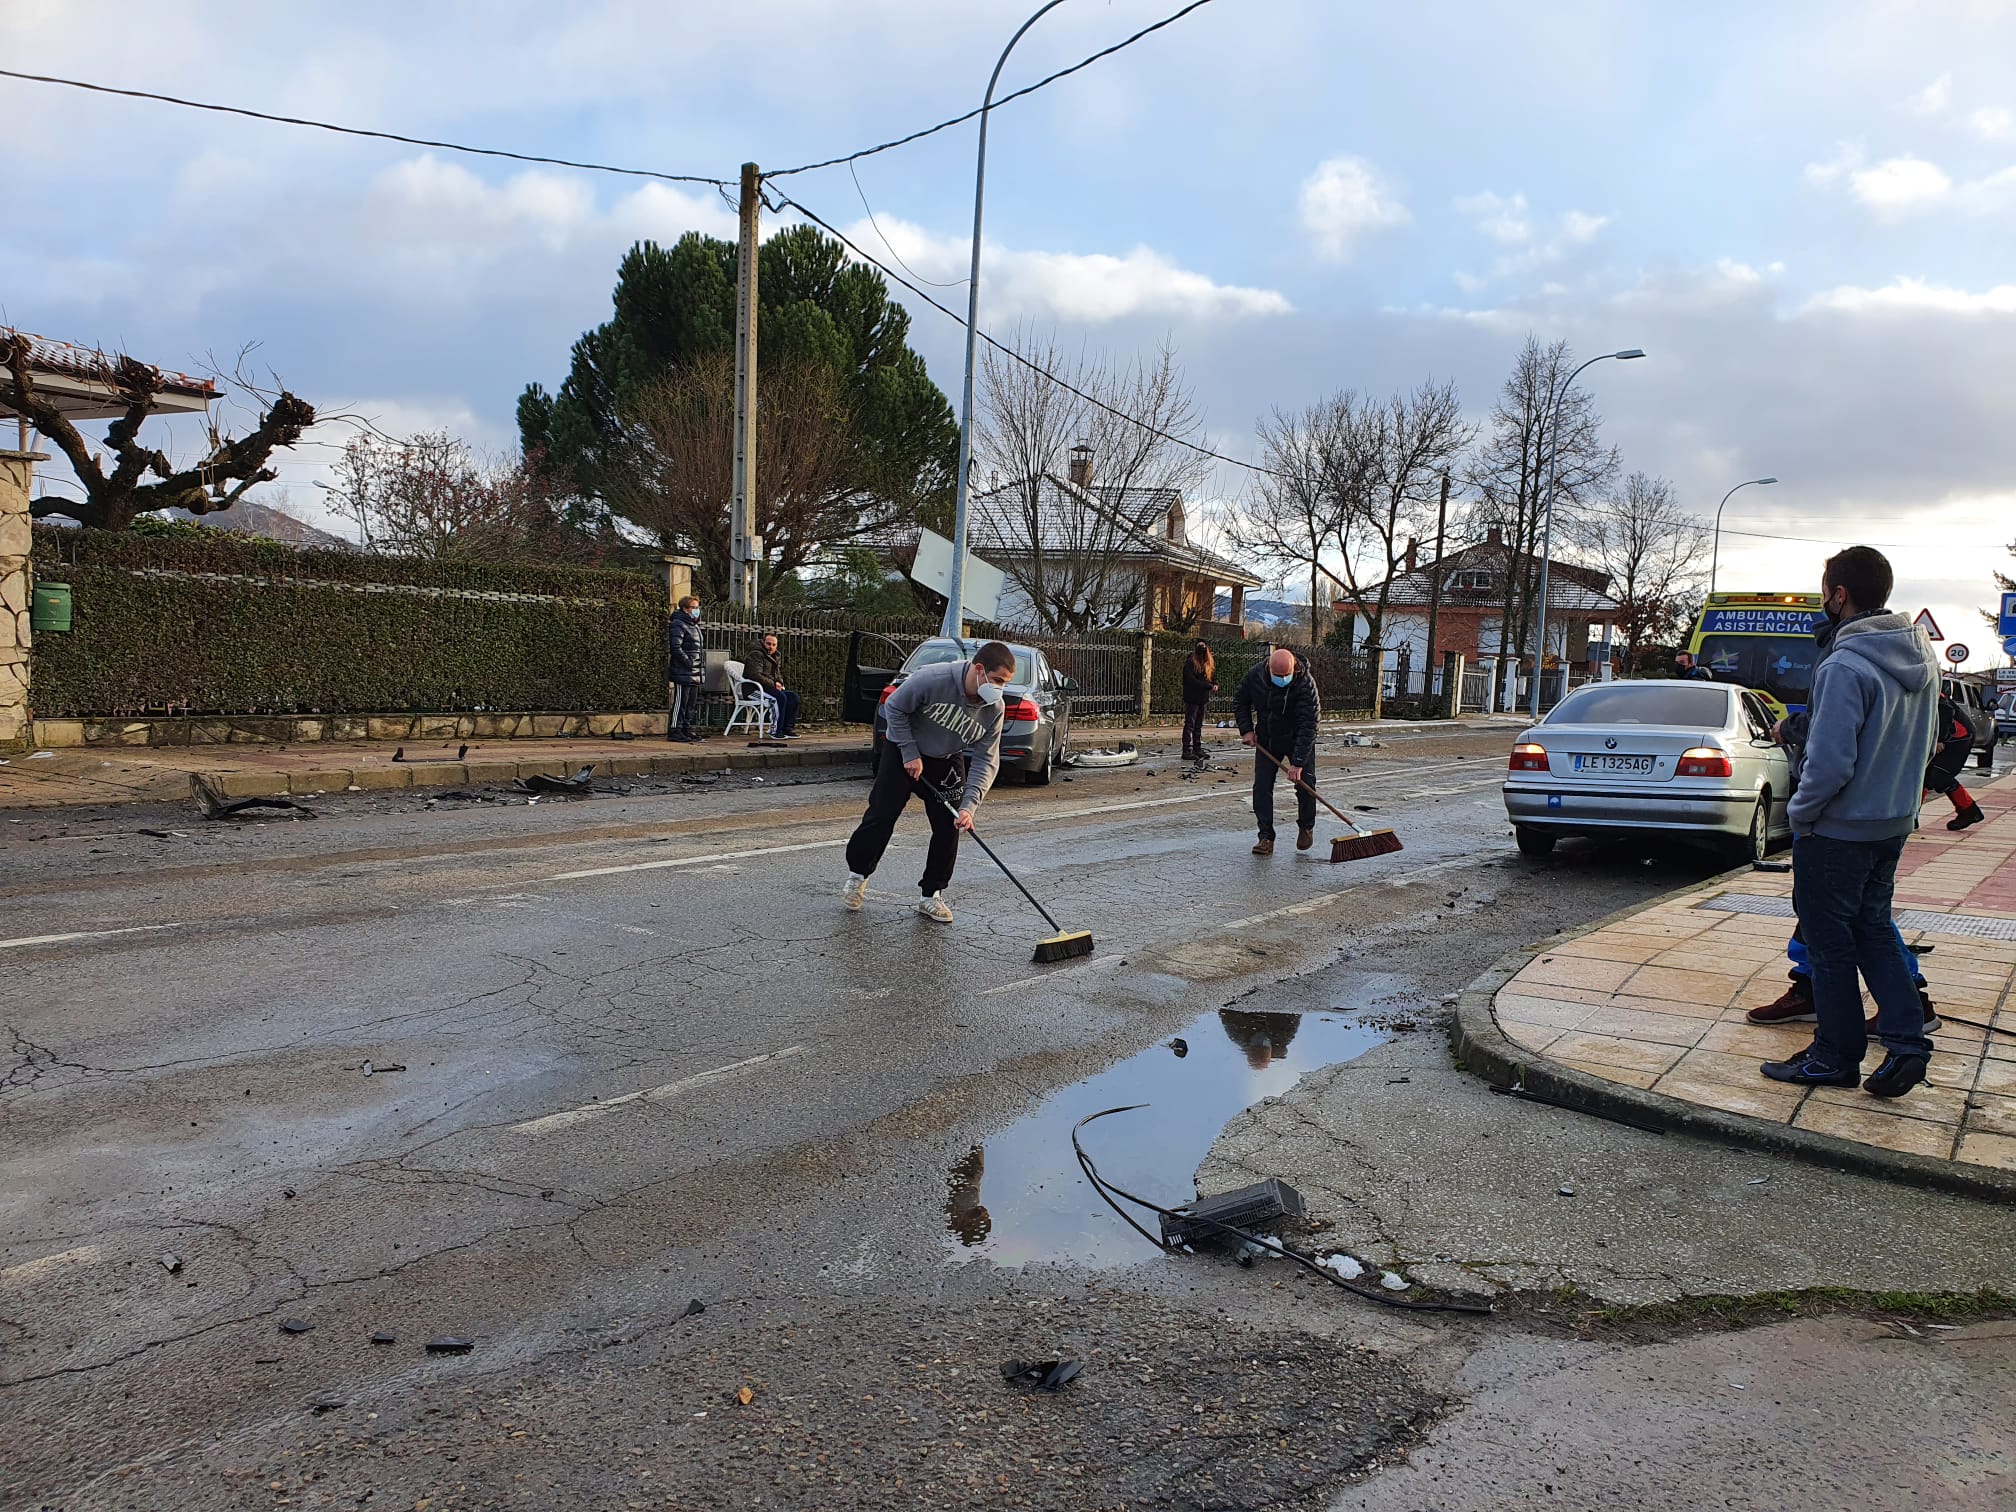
[1270,672,1293,687]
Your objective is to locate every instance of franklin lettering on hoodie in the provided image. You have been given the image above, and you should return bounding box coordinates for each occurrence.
[1786,611,1939,842]
[882,661,1005,811]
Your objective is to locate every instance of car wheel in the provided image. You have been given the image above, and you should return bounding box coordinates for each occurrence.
[1744,793,1772,866]
[1978,739,1995,771]
[1024,730,1054,786]
[1514,826,1555,858]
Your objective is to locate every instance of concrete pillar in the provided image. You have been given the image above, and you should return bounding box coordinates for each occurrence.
[655,553,702,611]
[1229,584,1245,627]
[0,450,40,750]
[1136,631,1155,721]
[1442,651,1464,718]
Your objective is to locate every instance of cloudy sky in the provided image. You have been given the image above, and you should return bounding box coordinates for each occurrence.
[5,0,2015,666]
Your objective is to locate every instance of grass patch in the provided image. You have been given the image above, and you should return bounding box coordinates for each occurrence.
[1496,1285,2016,1339]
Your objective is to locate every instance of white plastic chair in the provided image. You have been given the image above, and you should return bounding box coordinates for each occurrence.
[721,659,774,738]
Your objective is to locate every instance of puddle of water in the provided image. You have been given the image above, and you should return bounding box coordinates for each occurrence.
[943,992,1392,1267]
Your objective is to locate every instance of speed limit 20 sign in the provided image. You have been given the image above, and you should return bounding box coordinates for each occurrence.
[1945,643,1970,664]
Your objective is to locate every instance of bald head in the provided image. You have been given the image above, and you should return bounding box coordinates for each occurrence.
[1268,648,1296,677]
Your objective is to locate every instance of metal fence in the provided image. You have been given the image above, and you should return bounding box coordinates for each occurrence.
[1149,641,1269,719]
[978,621,1143,719]
[1301,647,1380,718]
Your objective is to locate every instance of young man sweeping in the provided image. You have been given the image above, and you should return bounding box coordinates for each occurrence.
[842,642,1015,923]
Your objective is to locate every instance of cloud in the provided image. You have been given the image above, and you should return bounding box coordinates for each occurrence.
[1803,141,1864,187]
[1969,105,2016,143]
[841,215,1291,322]
[1297,156,1410,263]
[1848,155,1954,214]
[1802,277,2016,316]
[1906,74,1953,116]
[1451,190,1610,287]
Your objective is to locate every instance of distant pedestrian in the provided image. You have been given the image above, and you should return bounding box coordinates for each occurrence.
[667,595,705,742]
[841,641,1013,923]
[1761,546,1939,1100]
[1674,650,1711,680]
[1235,646,1320,856]
[745,632,800,740]
[1925,691,1983,830]
[1180,640,1217,762]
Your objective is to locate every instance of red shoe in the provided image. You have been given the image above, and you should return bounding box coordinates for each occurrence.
[1746,977,1815,1025]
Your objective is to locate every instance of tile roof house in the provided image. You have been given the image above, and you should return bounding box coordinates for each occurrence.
[1335,527,1621,670]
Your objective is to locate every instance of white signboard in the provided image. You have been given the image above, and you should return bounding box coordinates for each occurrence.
[908,527,1007,622]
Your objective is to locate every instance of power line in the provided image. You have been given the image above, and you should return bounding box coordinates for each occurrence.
[764,0,1222,179]
[0,67,731,187]
[769,186,1276,480]
[849,160,966,290]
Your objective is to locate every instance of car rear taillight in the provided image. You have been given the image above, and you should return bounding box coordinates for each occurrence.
[1002,696,1039,723]
[1676,746,1732,778]
[878,683,897,704]
[1508,743,1549,772]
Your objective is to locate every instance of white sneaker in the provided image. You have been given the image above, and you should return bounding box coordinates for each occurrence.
[842,874,868,911]
[917,892,954,924]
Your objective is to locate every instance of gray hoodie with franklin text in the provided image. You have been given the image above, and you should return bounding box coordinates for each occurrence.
[883,660,1005,811]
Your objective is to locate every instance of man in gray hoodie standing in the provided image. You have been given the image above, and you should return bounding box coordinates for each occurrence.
[842,642,1014,923]
[1761,547,1940,1099]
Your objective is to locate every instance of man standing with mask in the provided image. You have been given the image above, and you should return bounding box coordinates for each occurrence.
[842,641,1015,923]
[667,595,705,743]
[1761,547,1940,1099]
[1235,646,1321,856]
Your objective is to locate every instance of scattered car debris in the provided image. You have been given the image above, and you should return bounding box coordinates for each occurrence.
[158,1253,182,1274]
[1063,743,1140,769]
[514,765,596,797]
[1558,1185,1576,1196]
[279,1318,313,1334]
[1379,1271,1411,1291]
[310,1398,347,1414]
[1000,1358,1084,1392]
[1752,859,1792,873]
[425,1336,475,1354]
[1321,1253,1364,1281]
[734,1386,755,1406]
[1339,733,1381,747]
[360,1061,406,1076]
[26,750,54,759]
[190,776,317,822]
[137,828,188,839]
[1159,1178,1306,1250]
[679,1299,706,1320]
[1167,1037,1188,1058]
[371,1331,396,1345]
[282,1188,296,1200]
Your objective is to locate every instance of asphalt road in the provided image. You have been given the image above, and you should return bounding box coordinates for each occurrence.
[3,724,2004,1510]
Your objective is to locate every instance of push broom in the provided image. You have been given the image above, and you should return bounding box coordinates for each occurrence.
[929,790,1094,963]
[1255,743,1403,862]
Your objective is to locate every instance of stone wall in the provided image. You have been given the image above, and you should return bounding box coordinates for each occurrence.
[30,708,669,749]
[0,451,38,749]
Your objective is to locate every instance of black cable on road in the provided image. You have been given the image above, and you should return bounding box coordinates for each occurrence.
[764,0,1223,179]
[0,67,732,187]
[1070,1107,1494,1316]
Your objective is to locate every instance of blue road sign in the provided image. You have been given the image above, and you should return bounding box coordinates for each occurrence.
[2000,591,2016,637]
[2003,633,2016,657]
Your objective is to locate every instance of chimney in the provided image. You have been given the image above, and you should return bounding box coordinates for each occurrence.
[1404,537,1418,572]
[1486,525,1503,547]
[1067,443,1092,489]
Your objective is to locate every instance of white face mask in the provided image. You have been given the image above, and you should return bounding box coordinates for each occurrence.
[976,678,1005,707]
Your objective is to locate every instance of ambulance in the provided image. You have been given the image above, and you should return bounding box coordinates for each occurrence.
[1685,591,1829,717]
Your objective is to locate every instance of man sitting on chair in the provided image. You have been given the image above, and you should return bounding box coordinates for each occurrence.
[744,634,800,739]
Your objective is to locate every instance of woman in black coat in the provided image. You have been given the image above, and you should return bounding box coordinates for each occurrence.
[1180,640,1217,761]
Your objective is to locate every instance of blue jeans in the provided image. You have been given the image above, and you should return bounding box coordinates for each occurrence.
[1792,832,1934,1067]
[1787,922,1923,987]
[763,688,800,736]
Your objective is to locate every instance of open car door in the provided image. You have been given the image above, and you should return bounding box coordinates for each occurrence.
[843,631,907,723]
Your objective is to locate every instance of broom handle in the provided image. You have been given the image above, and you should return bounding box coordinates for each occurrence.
[1254,741,1372,837]
[926,787,1064,934]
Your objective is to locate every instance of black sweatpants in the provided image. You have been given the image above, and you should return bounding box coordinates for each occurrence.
[1182,702,1207,753]
[845,745,964,896]
[669,681,699,736]
[1252,746,1316,840]
[1924,738,1971,797]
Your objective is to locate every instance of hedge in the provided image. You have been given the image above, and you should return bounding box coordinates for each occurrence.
[29,525,668,717]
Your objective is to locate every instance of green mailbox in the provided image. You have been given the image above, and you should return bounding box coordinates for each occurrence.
[30,581,73,634]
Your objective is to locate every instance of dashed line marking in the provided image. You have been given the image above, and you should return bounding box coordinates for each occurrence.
[0,924,182,950]
[512,1046,810,1134]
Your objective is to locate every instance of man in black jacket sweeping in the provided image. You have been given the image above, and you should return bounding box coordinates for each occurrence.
[1235,647,1321,855]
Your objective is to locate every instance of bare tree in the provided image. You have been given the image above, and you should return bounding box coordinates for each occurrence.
[608,351,854,594]
[326,432,588,562]
[1343,380,1474,655]
[1566,472,1707,670]
[975,333,1212,631]
[1225,402,1350,644]
[1465,336,1619,664]
[3,331,314,531]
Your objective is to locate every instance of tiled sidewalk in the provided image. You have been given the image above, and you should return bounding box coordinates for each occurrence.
[1491,771,2016,1178]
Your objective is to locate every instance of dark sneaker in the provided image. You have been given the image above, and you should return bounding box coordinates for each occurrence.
[1746,978,1815,1025]
[1760,1052,1858,1087]
[1252,838,1275,856]
[1296,825,1315,852]
[1948,803,1984,832]
[1864,995,1942,1037]
[1863,1053,1929,1099]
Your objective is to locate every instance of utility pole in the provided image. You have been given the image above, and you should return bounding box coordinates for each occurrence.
[730,161,760,611]
[1423,470,1448,693]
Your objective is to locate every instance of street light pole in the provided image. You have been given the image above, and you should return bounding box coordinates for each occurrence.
[1529,348,1644,719]
[1709,476,1779,594]
[941,0,1070,640]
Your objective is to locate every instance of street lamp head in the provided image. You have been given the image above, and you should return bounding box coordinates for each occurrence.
[1756,476,1778,485]
[1613,348,1646,360]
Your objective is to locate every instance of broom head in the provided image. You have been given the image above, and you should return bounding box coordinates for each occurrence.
[1033,929,1096,964]
[1330,828,1402,863]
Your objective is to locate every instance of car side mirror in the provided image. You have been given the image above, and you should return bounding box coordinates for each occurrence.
[1057,676,1079,693]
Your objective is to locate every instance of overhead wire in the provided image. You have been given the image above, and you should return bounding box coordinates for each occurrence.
[763,0,1222,179]
[0,67,731,187]
[849,160,966,290]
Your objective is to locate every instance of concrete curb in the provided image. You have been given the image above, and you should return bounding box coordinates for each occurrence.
[209,742,875,798]
[1451,869,2016,1208]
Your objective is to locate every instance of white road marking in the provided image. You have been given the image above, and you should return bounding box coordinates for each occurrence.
[512,1045,809,1134]
[981,951,1127,994]
[544,838,834,881]
[0,924,182,950]
[1217,855,1486,931]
